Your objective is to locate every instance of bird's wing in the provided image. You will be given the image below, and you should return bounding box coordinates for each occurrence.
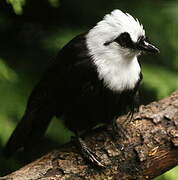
[4,33,90,157]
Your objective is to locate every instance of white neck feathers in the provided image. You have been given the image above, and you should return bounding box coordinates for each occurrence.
[87,42,141,92]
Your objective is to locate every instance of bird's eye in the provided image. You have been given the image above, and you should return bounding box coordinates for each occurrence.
[114,32,133,48]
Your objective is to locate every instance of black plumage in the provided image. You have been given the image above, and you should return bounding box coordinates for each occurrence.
[4,33,142,157]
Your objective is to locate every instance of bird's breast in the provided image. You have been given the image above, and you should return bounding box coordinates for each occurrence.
[95,57,141,92]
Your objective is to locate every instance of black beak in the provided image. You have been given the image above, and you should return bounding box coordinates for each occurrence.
[136,39,160,53]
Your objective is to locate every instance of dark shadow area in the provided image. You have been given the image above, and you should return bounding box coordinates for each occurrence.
[140,85,158,105]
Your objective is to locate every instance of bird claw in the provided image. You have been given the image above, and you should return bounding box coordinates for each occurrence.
[75,137,105,168]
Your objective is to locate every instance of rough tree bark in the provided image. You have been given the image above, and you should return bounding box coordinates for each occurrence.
[1,90,178,180]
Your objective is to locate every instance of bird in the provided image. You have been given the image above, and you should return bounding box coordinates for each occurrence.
[4,9,159,166]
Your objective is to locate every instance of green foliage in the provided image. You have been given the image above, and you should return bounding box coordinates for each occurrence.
[0,59,17,82]
[42,29,83,54]
[0,59,24,145]
[47,118,73,144]
[6,0,26,15]
[155,166,178,180]
[6,0,60,15]
[143,63,178,99]
[48,0,60,8]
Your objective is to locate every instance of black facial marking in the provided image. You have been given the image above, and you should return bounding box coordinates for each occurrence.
[114,32,135,49]
[104,41,112,46]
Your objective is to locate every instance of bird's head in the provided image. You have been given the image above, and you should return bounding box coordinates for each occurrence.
[86,9,159,61]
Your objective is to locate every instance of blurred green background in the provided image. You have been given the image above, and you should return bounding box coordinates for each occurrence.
[0,0,178,179]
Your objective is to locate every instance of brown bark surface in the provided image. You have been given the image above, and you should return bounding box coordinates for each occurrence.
[1,91,178,180]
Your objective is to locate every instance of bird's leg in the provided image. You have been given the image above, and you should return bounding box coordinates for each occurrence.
[123,102,139,127]
[113,108,135,137]
[123,109,134,126]
[107,118,125,151]
[110,97,141,152]
[74,133,105,168]
[110,104,137,148]
[123,91,140,126]
[111,118,129,139]
[110,110,135,150]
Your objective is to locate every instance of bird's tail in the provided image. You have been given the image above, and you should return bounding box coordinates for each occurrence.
[4,108,53,158]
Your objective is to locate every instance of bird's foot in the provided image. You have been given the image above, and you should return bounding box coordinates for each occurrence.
[109,118,131,151]
[112,118,129,140]
[75,137,105,168]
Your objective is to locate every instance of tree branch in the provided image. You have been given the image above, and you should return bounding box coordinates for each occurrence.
[1,91,178,180]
